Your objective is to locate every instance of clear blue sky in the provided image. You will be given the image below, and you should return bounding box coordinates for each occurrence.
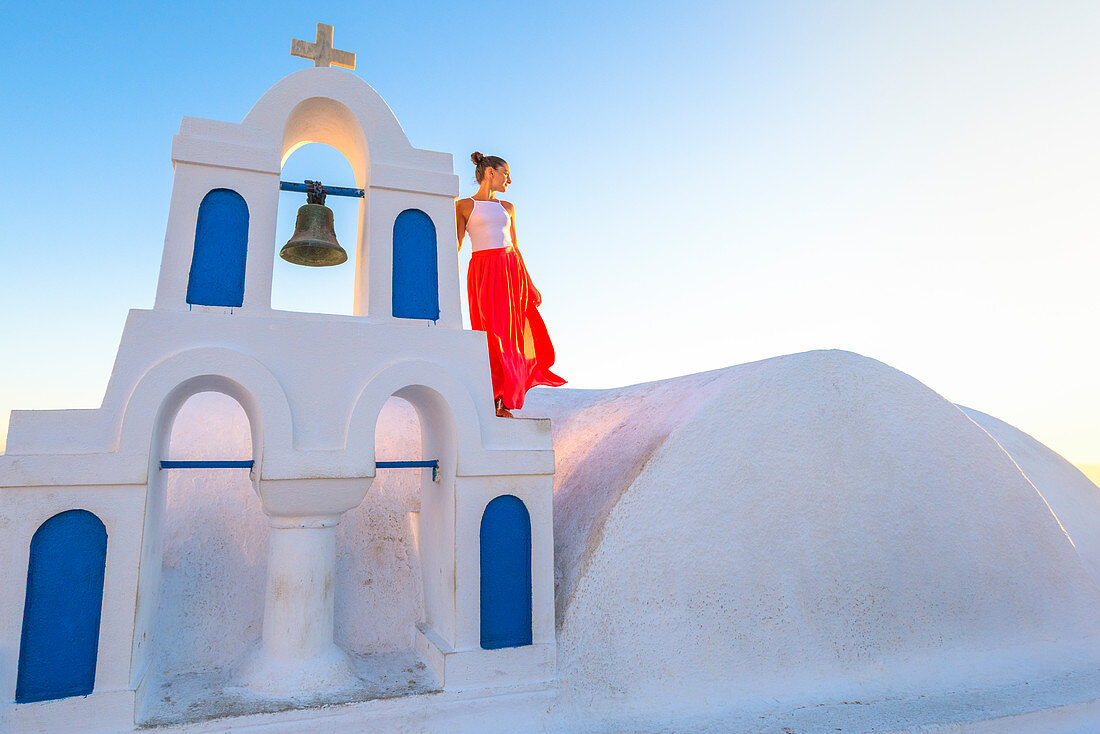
[2,1,1099,463]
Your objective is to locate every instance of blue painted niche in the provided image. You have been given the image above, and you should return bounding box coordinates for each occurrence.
[186,188,249,308]
[16,509,108,704]
[392,209,439,320]
[480,494,533,649]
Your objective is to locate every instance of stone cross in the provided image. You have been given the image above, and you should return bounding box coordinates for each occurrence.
[291,23,356,69]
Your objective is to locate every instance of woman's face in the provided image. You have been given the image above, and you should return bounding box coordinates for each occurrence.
[488,164,511,192]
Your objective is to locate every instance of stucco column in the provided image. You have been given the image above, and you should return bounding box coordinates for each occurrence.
[263,517,341,658]
[237,513,357,695]
[238,473,369,695]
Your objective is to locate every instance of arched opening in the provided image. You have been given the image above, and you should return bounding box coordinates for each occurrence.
[135,388,265,724]
[480,495,533,650]
[271,143,361,315]
[186,189,248,308]
[335,396,424,655]
[341,374,462,674]
[17,509,108,703]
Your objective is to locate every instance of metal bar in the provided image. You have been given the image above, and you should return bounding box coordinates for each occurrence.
[280,181,364,198]
[376,459,440,482]
[160,460,254,469]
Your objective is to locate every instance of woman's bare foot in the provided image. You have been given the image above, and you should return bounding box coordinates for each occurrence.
[495,398,514,418]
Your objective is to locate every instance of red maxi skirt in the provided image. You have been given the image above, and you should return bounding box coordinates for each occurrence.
[468,246,566,409]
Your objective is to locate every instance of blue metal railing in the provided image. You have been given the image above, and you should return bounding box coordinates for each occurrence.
[376,459,439,482]
[160,460,254,469]
[279,181,364,198]
[160,459,439,481]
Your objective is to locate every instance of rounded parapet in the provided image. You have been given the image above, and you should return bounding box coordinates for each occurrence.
[242,67,453,180]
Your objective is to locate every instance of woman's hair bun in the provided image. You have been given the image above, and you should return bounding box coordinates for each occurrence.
[470,151,506,183]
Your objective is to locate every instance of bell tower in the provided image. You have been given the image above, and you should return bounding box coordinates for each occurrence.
[153,25,464,326]
[0,24,556,731]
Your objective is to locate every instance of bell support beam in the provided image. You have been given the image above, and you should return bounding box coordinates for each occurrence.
[279,181,364,198]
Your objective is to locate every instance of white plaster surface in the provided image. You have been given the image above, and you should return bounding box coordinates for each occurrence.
[127,350,1100,732]
[143,649,437,727]
[959,404,1100,587]
[524,349,1100,731]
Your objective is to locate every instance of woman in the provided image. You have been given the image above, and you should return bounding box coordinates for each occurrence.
[456,152,566,417]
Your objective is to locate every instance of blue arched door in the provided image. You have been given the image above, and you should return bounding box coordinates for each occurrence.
[17,510,108,703]
[186,188,249,307]
[480,495,532,649]
[392,209,439,320]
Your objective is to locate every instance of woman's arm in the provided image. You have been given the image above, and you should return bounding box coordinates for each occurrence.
[455,198,471,251]
[502,200,518,249]
[502,201,542,306]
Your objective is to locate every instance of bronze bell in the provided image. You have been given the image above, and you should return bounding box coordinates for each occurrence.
[280,181,348,267]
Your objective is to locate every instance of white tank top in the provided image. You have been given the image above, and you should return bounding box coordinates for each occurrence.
[466,198,514,252]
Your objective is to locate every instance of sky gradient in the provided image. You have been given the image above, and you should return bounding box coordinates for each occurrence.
[2,1,1098,463]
